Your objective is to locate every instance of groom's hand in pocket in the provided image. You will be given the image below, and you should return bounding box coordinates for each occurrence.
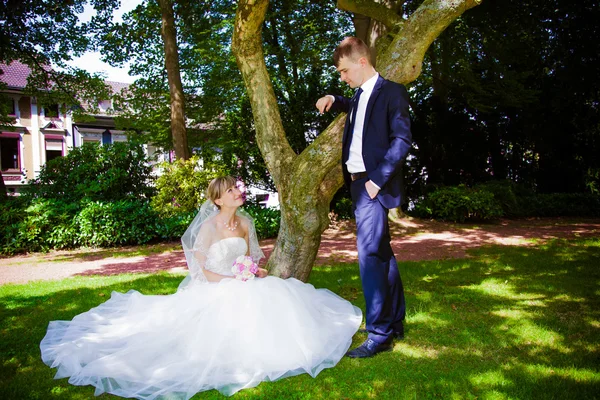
[366,180,380,199]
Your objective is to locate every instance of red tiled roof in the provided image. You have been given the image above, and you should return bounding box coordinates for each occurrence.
[106,80,130,94]
[0,61,130,92]
[0,60,32,89]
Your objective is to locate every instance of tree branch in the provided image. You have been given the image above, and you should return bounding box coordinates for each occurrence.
[232,0,296,187]
[378,0,483,84]
[337,0,404,30]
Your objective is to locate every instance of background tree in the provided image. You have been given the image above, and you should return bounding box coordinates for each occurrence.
[0,0,118,113]
[232,0,482,281]
[157,0,189,160]
[101,0,351,190]
[407,0,600,196]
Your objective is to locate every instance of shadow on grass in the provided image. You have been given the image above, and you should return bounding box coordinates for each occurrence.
[1,239,599,399]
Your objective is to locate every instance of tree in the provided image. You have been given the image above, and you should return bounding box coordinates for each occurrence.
[0,0,117,113]
[232,0,482,281]
[406,0,600,194]
[157,0,189,160]
[101,0,350,191]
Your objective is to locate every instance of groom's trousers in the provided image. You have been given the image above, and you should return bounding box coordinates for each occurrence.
[351,176,406,344]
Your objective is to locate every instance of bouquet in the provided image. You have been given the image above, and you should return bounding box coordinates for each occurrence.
[232,255,259,281]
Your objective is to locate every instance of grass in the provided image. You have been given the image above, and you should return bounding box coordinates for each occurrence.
[1,238,599,399]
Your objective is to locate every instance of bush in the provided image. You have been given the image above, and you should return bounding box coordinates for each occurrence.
[517,193,600,217]
[23,141,156,202]
[76,200,158,247]
[155,211,197,241]
[243,204,281,240]
[0,196,28,255]
[151,156,226,217]
[331,196,353,220]
[474,180,521,217]
[412,185,503,222]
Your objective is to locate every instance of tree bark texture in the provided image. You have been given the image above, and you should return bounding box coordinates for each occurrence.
[233,0,481,281]
[158,0,189,160]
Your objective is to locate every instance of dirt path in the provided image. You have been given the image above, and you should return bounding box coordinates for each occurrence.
[1,217,599,285]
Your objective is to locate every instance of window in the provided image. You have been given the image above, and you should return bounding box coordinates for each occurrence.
[45,139,63,163]
[0,135,20,171]
[3,98,16,116]
[44,104,60,118]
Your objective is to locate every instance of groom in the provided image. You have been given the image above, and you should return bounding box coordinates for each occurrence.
[316,37,412,358]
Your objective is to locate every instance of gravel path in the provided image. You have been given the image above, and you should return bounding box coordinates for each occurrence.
[1,217,599,285]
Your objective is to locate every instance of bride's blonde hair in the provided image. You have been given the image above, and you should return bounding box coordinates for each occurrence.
[207,176,237,208]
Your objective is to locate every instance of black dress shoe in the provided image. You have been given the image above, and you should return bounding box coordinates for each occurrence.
[346,338,393,358]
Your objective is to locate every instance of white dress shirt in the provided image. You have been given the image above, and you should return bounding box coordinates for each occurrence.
[346,73,379,174]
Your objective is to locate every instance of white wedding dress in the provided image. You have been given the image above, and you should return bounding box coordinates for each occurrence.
[40,237,362,399]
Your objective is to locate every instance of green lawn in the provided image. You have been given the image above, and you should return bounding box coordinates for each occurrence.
[1,239,599,399]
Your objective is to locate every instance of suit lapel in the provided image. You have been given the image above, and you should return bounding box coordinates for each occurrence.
[362,76,385,142]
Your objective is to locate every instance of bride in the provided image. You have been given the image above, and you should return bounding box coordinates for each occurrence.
[40,176,362,399]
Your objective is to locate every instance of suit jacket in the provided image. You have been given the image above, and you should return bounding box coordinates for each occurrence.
[332,75,412,209]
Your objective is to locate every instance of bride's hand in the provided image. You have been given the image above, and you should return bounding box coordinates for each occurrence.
[255,268,268,278]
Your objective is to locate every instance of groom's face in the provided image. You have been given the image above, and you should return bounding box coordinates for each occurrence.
[336,56,366,89]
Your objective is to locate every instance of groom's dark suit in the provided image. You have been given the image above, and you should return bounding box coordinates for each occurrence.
[331,75,412,344]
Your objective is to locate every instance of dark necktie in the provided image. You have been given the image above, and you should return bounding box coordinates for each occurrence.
[349,88,363,133]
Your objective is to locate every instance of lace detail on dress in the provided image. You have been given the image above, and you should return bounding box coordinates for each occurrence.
[204,237,248,276]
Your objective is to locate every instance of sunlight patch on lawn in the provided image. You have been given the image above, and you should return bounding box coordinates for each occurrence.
[552,293,587,303]
[508,320,568,353]
[517,299,547,307]
[407,312,449,328]
[521,363,600,383]
[492,309,537,320]
[463,278,546,301]
[469,369,513,390]
[394,342,439,359]
[586,318,600,328]
[414,291,433,302]
[422,274,439,282]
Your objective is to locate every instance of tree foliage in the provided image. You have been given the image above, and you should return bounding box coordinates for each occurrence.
[407,0,600,195]
[0,0,119,116]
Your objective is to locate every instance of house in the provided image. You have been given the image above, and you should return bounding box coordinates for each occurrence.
[0,61,162,194]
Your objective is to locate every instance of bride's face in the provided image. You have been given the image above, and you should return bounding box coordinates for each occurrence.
[216,185,244,208]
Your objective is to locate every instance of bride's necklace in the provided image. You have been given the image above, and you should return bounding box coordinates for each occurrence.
[222,217,239,232]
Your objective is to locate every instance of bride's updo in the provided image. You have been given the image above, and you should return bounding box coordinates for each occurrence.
[207,176,237,209]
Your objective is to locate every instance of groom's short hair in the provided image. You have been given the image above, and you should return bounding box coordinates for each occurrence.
[333,37,372,67]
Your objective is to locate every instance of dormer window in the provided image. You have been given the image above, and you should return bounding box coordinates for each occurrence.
[44,104,60,118]
[98,100,111,112]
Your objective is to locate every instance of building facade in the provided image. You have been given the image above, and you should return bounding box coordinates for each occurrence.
[1,61,160,194]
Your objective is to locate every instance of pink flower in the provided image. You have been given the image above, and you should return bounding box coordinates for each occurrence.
[231,255,258,282]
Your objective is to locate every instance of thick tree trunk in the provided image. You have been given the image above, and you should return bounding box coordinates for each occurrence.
[233,0,481,280]
[158,0,189,160]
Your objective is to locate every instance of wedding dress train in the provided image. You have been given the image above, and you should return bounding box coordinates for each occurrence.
[40,237,362,398]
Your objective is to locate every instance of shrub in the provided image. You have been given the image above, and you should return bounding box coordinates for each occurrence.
[412,185,503,222]
[76,200,158,247]
[155,211,197,241]
[0,196,28,255]
[243,204,281,240]
[330,196,353,220]
[517,193,600,217]
[23,141,156,202]
[151,156,225,217]
[474,180,521,217]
